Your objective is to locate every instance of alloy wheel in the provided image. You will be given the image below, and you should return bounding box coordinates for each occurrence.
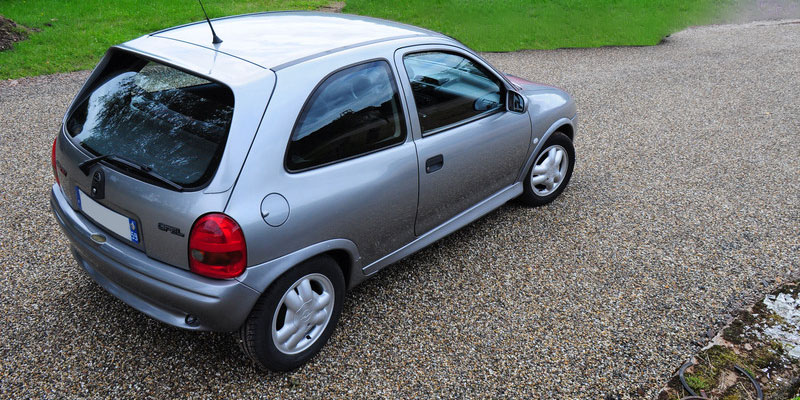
[530,144,569,196]
[271,273,335,355]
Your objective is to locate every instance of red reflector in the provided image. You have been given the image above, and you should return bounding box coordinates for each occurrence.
[188,213,246,279]
[52,137,59,185]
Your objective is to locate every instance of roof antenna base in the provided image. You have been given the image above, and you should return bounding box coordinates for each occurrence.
[198,0,223,44]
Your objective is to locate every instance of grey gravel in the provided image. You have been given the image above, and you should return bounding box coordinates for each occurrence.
[1,19,799,399]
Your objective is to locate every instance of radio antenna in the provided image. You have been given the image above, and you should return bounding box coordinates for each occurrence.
[198,0,223,44]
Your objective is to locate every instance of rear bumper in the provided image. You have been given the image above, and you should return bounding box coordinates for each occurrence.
[50,184,260,332]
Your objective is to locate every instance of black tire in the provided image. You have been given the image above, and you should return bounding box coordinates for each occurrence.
[238,255,345,371]
[520,132,575,207]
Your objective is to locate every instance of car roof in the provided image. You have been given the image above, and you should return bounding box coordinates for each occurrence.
[150,11,445,70]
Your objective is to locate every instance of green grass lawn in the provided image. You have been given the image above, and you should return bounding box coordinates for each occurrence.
[1,0,738,79]
[0,0,330,79]
[344,0,738,51]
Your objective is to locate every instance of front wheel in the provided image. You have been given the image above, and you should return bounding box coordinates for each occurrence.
[238,256,344,371]
[520,132,575,207]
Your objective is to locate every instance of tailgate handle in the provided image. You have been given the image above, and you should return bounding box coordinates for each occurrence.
[425,155,444,174]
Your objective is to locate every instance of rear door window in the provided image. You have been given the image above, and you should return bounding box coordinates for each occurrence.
[403,52,504,134]
[286,60,406,171]
[66,56,234,188]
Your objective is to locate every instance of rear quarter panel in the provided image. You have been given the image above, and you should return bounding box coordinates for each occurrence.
[224,41,421,285]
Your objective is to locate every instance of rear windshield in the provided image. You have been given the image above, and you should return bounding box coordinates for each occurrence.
[66,55,234,188]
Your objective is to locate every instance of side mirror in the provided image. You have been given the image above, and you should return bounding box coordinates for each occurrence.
[506,91,526,113]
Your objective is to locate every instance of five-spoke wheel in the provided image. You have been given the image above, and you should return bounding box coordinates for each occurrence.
[521,132,575,206]
[272,273,335,355]
[530,145,569,196]
[239,256,344,371]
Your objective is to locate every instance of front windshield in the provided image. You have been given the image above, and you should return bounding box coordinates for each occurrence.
[66,58,234,188]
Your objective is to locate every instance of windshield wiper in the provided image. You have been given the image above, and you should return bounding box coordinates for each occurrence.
[78,154,184,191]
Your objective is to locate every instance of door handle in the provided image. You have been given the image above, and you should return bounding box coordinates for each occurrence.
[425,154,444,173]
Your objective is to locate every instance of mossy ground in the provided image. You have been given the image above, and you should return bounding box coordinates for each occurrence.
[658,283,800,400]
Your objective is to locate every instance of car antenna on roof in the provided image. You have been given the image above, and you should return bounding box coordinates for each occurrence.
[198,0,223,44]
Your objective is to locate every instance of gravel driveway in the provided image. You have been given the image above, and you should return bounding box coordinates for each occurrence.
[1,20,798,399]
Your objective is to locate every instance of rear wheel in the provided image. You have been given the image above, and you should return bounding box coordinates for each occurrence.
[520,132,574,207]
[238,256,344,371]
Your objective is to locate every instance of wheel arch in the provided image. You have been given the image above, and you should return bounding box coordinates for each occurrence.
[324,248,359,289]
[237,238,365,295]
[555,122,574,141]
[516,117,575,183]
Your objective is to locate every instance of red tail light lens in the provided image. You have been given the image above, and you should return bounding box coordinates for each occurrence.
[188,213,247,279]
[52,137,59,185]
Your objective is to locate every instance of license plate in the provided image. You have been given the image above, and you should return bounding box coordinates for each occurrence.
[75,187,140,244]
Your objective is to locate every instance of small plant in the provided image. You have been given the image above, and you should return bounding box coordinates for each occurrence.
[685,375,711,391]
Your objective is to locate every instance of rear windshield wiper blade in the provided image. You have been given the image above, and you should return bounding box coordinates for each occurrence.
[78,154,184,191]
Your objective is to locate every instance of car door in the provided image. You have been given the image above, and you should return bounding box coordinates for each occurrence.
[395,47,532,235]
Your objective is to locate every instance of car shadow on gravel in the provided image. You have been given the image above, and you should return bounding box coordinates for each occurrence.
[44,200,526,388]
[53,279,266,374]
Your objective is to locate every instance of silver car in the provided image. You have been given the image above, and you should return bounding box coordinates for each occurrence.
[50,11,577,370]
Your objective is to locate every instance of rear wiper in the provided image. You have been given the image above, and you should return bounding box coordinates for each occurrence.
[78,154,184,191]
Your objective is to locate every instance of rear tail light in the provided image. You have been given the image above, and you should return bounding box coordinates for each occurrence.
[51,137,59,185]
[188,213,247,279]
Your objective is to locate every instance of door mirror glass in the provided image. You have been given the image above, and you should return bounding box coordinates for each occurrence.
[507,91,526,113]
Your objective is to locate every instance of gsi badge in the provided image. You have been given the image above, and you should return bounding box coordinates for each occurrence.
[158,223,185,237]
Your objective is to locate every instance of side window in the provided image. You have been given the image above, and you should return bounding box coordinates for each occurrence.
[403,52,504,133]
[286,60,406,171]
